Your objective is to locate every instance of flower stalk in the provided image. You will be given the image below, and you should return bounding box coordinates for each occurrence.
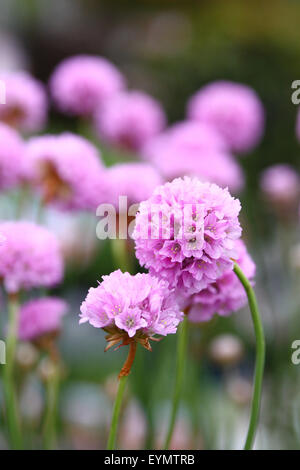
[107,341,137,450]
[233,262,265,450]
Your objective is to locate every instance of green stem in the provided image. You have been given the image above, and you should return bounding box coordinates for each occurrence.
[233,263,265,450]
[43,363,60,450]
[107,375,128,450]
[111,238,132,273]
[164,315,189,449]
[3,296,23,449]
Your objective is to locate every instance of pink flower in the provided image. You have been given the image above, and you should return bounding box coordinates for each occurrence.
[142,121,244,192]
[94,90,166,151]
[80,270,183,344]
[26,133,105,211]
[0,71,47,132]
[133,177,242,296]
[104,162,163,208]
[19,297,68,341]
[0,232,5,245]
[186,240,256,322]
[0,122,26,190]
[0,221,64,293]
[50,55,125,117]
[187,81,264,154]
[260,164,300,206]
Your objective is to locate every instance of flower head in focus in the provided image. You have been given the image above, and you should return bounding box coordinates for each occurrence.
[50,55,125,117]
[142,121,244,192]
[0,71,47,132]
[19,297,68,342]
[0,122,26,190]
[94,90,166,151]
[133,177,242,296]
[186,240,256,323]
[80,270,184,351]
[187,81,264,154]
[26,133,105,211]
[0,221,64,293]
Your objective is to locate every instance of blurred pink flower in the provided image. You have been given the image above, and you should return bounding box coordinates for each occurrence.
[80,270,183,343]
[50,55,125,117]
[26,133,105,211]
[186,240,256,322]
[187,81,264,154]
[104,162,163,208]
[0,221,64,293]
[95,90,166,151]
[0,122,26,190]
[19,297,68,341]
[142,121,244,192]
[0,71,47,132]
[260,164,300,206]
[133,177,242,296]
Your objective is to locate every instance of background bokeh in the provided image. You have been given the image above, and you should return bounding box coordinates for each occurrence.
[1,0,300,450]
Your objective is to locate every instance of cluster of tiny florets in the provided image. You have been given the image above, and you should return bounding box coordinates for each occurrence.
[133,177,242,296]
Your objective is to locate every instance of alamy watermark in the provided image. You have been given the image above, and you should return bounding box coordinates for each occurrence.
[0,340,6,365]
[291,80,300,105]
[0,79,6,105]
[95,196,204,250]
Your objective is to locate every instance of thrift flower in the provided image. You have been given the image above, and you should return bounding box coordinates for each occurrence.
[95,91,166,151]
[0,122,26,190]
[186,240,256,322]
[26,133,105,211]
[142,121,244,192]
[80,270,184,350]
[19,297,68,341]
[0,71,47,132]
[260,164,300,207]
[187,81,264,154]
[50,55,125,117]
[104,162,163,209]
[0,221,64,293]
[133,177,242,296]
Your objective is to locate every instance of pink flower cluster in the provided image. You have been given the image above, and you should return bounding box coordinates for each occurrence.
[0,221,63,293]
[133,177,242,296]
[142,121,244,192]
[187,80,264,154]
[0,71,47,132]
[80,270,184,338]
[104,162,163,208]
[50,55,125,117]
[0,123,26,190]
[19,297,68,341]
[26,133,105,211]
[187,240,256,322]
[95,91,166,151]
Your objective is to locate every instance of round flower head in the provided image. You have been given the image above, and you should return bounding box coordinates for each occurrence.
[0,231,5,245]
[142,121,244,192]
[104,162,163,209]
[187,81,265,154]
[0,71,47,132]
[133,177,242,296]
[187,240,256,323]
[50,55,125,117]
[26,133,105,211]
[260,164,300,207]
[94,90,166,151]
[0,122,26,190]
[0,221,64,293]
[19,297,68,342]
[80,270,184,350]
